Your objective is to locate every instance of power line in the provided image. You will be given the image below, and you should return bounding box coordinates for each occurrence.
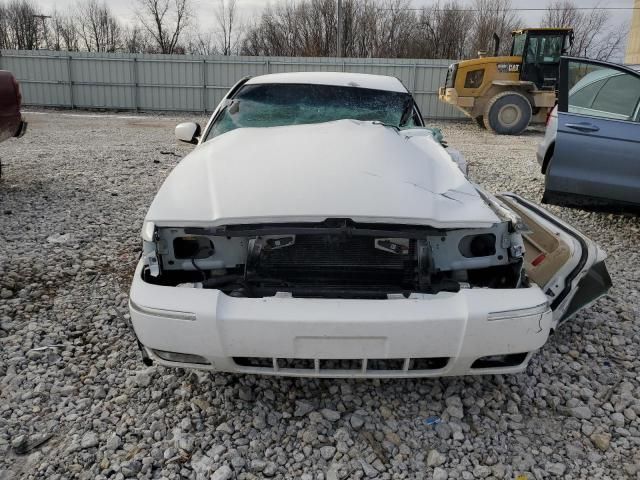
[378,6,639,11]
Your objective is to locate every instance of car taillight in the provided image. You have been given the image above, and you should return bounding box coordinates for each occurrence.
[545,105,556,127]
[11,75,22,109]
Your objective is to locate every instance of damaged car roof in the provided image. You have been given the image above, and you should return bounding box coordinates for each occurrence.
[145,120,500,229]
[244,72,408,93]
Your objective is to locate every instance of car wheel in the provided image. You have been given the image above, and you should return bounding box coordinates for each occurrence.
[483,91,532,135]
[474,116,486,129]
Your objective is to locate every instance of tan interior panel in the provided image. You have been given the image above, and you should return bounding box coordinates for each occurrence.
[499,197,571,288]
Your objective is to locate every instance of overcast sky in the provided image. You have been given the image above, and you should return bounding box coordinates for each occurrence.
[36,0,634,35]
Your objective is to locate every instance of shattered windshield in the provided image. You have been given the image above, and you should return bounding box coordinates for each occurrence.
[206,83,416,140]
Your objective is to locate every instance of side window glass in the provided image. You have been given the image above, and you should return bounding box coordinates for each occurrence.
[525,37,538,64]
[569,77,607,109]
[512,34,526,56]
[567,61,640,120]
[591,74,640,120]
[539,36,563,63]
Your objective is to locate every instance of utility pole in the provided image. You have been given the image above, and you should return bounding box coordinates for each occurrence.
[33,14,51,50]
[626,0,640,63]
[336,0,343,58]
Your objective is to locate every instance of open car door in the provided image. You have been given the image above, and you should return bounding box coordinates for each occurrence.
[497,193,611,327]
[545,57,640,208]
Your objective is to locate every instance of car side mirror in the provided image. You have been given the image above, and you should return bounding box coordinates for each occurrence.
[175,122,201,145]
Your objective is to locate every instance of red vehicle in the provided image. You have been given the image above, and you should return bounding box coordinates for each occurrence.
[0,70,27,141]
[0,70,27,176]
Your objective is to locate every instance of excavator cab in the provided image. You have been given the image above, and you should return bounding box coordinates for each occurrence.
[511,28,574,90]
[439,27,574,135]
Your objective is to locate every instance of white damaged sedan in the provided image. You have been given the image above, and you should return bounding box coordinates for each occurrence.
[129,72,611,377]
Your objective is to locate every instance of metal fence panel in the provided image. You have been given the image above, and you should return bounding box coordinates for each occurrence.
[0,50,463,119]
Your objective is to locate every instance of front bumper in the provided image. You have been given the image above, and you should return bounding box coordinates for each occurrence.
[129,260,552,378]
[438,87,475,110]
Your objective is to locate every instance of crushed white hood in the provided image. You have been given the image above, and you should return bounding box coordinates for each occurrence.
[145,120,500,229]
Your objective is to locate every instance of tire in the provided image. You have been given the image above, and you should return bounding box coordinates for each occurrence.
[483,91,532,135]
[474,116,486,129]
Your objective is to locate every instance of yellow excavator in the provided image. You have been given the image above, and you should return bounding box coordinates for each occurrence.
[439,28,574,134]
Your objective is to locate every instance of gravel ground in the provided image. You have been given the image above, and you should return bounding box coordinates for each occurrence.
[1,111,639,480]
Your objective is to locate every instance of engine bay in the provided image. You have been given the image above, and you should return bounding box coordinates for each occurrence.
[142,219,525,299]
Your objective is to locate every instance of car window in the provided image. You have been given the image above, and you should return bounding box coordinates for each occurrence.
[525,37,538,64]
[206,83,416,140]
[567,61,640,121]
[539,36,563,63]
[569,77,607,109]
[525,35,563,64]
[591,74,640,119]
[512,33,526,56]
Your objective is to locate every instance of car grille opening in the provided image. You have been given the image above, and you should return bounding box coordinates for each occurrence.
[233,356,273,368]
[408,357,449,370]
[232,356,450,375]
[256,234,413,288]
[276,358,315,370]
[471,352,528,369]
[319,359,362,370]
[367,358,406,371]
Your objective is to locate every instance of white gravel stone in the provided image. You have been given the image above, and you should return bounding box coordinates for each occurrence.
[80,432,98,449]
[611,412,625,427]
[473,465,491,478]
[349,414,364,430]
[321,408,341,422]
[433,467,448,480]
[360,459,378,478]
[320,445,336,460]
[104,434,121,451]
[295,400,315,417]
[211,465,232,480]
[427,449,446,467]
[546,462,567,476]
[570,405,592,420]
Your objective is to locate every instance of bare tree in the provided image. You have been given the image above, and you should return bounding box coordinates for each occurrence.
[49,9,80,51]
[188,31,216,55]
[241,0,498,59]
[76,0,122,52]
[213,0,241,55]
[346,0,381,58]
[59,13,80,51]
[123,24,151,53]
[5,0,40,50]
[0,3,10,49]
[542,0,577,28]
[412,1,474,59]
[470,0,520,56]
[376,0,416,58]
[543,0,627,61]
[136,0,191,54]
[49,9,63,50]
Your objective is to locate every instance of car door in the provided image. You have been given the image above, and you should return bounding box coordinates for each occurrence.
[545,57,640,208]
[496,193,611,327]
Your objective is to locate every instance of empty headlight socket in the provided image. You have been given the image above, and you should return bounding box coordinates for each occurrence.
[458,233,497,258]
[173,236,215,259]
